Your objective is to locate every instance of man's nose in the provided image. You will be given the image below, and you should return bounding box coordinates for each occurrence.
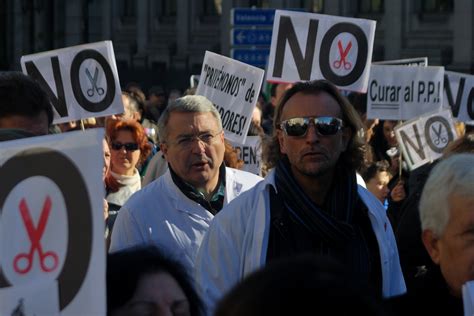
[190,137,207,153]
[304,124,320,142]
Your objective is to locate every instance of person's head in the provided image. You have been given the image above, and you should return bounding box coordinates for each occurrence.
[348,92,379,142]
[215,254,385,316]
[264,80,365,179]
[361,160,392,203]
[420,153,474,297]
[106,119,151,176]
[114,92,142,122]
[102,137,111,182]
[443,132,474,157]
[148,86,167,105]
[223,139,244,170]
[158,95,225,192]
[107,246,203,316]
[168,89,182,103]
[382,120,398,147]
[0,72,53,135]
[251,106,262,128]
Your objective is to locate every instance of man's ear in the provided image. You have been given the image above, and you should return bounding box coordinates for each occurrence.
[422,229,441,265]
[277,129,287,154]
[160,143,168,158]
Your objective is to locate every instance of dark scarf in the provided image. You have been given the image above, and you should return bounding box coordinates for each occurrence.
[169,163,226,215]
[270,158,377,288]
[274,158,357,246]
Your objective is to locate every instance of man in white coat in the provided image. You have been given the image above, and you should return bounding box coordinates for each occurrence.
[195,80,406,313]
[109,95,263,272]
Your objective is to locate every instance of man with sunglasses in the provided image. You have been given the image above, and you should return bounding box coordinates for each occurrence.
[195,80,406,314]
[109,95,263,273]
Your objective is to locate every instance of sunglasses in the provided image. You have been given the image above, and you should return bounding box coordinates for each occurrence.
[111,142,139,151]
[279,116,344,137]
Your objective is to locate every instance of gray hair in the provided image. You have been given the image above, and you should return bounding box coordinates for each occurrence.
[157,95,223,142]
[419,153,474,237]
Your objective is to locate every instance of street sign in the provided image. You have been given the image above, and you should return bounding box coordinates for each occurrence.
[231,8,275,26]
[231,48,270,67]
[231,28,273,46]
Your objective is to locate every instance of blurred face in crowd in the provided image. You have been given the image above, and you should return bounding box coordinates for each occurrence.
[161,111,225,194]
[0,111,49,135]
[102,138,111,182]
[383,120,398,147]
[277,92,350,184]
[423,194,474,297]
[110,130,141,176]
[366,171,391,203]
[113,272,190,316]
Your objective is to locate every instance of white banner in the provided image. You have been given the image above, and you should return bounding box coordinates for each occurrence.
[0,129,106,315]
[21,41,123,124]
[229,136,262,176]
[394,108,458,170]
[367,65,444,120]
[197,51,265,144]
[443,71,474,125]
[266,10,376,92]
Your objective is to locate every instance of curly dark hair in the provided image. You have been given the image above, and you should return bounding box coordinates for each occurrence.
[262,80,366,171]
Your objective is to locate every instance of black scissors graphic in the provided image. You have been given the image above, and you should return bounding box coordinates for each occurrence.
[13,196,59,274]
[432,124,448,145]
[85,67,105,97]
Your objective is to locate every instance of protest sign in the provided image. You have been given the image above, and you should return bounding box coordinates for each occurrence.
[266,10,376,92]
[230,136,262,175]
[0,129,106,315]
[394,108,457,170]
[196,51,265,144]
[367,65,444,120]
[21,41,123,124]
[443,71,474,125]
[373,57,428,67]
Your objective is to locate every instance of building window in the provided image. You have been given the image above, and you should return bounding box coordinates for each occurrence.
[421,0,453,12]
[358,0,384,13]
[162,0,177,16]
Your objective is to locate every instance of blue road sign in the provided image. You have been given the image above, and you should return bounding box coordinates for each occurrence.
[231,28,273,46]
[231,8,275,26]
[231,48,270,67]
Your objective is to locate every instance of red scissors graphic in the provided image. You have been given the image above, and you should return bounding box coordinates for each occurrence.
[13,196,59,274]
[333,40,352,70]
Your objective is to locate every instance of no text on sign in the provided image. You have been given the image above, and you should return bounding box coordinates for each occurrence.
[231,8,275,26]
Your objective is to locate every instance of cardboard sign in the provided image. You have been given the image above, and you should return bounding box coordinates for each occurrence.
[373,57,428,67]
[443,71,474,124]
[394,108,458,170]
[367,65,444,120]
[21,41,123,124]
[196,51,265,144]
[229,136,262,176]
[266,10,376,92]
[0,129,106,315]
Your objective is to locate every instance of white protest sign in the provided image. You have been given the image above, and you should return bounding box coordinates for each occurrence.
[21,41,123,124]
[0,281,59,315]
[197,51,265,144]
[373,57,428,67]
[443,71,474,125]
[0,129,106,316]
[394,108,458,170]
[266,10,376,92]
[190,75,201,88]
[367,65,444,120]
[230,136,262,176]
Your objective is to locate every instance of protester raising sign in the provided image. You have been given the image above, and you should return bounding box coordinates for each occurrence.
[196,51,265,144]
[0,129,106,316]
[21,41,123,124]
[394,108,458,170]
[367,65,444,120]
[444,71,474,125]
[266,10,376,92]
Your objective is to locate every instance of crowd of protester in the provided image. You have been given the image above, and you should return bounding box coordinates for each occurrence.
[2,71,474,315]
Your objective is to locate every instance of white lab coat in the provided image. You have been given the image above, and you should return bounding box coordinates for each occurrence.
[109,167,263,273]
[195,169,407,313]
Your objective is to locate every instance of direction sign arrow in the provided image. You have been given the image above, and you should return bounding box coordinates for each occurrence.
[231,28,273,46]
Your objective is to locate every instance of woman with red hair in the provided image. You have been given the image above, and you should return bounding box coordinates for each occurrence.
[105,119,152,235]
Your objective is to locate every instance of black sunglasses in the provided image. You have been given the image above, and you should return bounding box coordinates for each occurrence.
[111,142,139,151]
[279,116,344,137]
